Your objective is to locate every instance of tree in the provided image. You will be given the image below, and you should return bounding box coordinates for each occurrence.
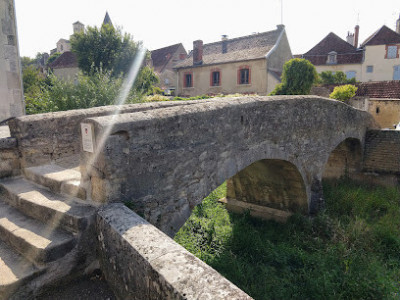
[70,24,141,76]
[329,84,358,102]
[269,58,318,95]
[318,71,356,85]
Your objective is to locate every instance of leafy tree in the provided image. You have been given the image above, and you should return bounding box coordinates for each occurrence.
[329,84,358,102]
[134,66,159,95]
[21,56,36,69]
[70,24,141,76]
[318,71,356,85]
[22,65,44,95]
[269,58,318,95]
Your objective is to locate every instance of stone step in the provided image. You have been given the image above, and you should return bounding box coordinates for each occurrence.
[0,200,76,265]
[0,240,45,299]
[23,164,86,200]
[0,177,95,233]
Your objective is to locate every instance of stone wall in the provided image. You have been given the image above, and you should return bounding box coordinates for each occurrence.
[0,135,19,178]
[0,0,24,121]
[97,203,252,300]
[8,101,208,168]
[367,99,400,129]
[363,130,400,174]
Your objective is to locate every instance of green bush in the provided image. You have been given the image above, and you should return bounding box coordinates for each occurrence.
[25,69,145,114]
[329,84,358,102]
[318,71,357,85]
[269,58,317,95]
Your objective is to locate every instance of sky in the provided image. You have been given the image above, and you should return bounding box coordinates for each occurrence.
[15,0,400,58]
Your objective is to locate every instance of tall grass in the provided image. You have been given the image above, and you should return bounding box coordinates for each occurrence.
[174,180,400,299]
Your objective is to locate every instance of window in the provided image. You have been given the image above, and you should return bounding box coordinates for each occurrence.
[211,71,220,86]
[238,67,250,84]
[184,72,193,88]
[366,66,373,73]
[386,45,399,59]
[346,71,356,79]
[327,51,337,64]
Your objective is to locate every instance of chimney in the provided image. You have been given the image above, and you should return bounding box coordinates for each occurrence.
[346,31,354,45]
[221,35,228,54]
[354,25,359,48]
[397,14,400,34]
[193,40,203,65]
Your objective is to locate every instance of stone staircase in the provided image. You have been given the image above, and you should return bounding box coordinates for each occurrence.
[0,163,96,299]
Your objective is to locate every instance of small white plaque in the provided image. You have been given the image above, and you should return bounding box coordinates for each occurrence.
[81,123,94,153]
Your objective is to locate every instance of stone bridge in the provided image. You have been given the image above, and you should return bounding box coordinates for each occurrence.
[1,96,386,299]
[82,96,377,235]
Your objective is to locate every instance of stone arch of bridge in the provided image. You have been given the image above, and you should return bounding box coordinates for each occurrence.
[224,158,308,215]
[322,137,363,181]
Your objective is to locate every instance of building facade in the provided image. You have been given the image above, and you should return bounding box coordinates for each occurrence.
[150,43,187,95]
[302,15,400,82]
[174,25,292,97]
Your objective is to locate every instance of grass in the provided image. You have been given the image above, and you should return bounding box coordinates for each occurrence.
[174,180,400,299]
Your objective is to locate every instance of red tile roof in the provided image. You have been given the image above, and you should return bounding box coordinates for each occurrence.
[302,32,363,65]
[48,51,78,69]
[355,81,400,99]
[361,25,400,46]
[314,81,400,99]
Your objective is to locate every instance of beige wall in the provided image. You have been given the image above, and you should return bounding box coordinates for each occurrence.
[367,99,400,128]
[177,59,268,97]
[0,0,24,121]
[266,30,293,94]
[362,45,400,82]
[315,64,363,81]
[53,67,79,81]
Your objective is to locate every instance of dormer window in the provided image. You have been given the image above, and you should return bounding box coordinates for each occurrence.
[327,51,337,64]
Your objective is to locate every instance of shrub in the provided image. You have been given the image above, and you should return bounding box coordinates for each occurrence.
[329,84,358,102]
[318,71,357,85]
[269,58,318,95]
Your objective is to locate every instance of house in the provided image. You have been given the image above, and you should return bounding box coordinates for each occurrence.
[174,25,292,97]
[361,24,400,81]
[302,31,363,81]
[150,43,187,95]
[47,51,79,81]
[48,13,113,81]
[302,15,400,82]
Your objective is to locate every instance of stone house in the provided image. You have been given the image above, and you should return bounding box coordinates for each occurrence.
[174,25,292,97]
[150,43,187,95]
[302,15,400,82]
[47,51,79,81]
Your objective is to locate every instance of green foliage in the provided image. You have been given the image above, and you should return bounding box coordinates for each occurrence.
[46,52,61,66]
[174,180,400,299]
[22,65,44,95]
[134,66,159,96]
[269,58,317,95]
[329,84,358,102]
[25,70,144,115]
[318,71,356,85]
[21,56,36,69]
[70,24,141,76]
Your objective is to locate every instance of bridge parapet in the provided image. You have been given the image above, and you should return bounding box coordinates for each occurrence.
[82,96,377,236]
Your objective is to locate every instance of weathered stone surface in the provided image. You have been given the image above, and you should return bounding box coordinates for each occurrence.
[84,96,377,235]
[97,203,253,300]
[8,100,216,168]
[0,136,19,179]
